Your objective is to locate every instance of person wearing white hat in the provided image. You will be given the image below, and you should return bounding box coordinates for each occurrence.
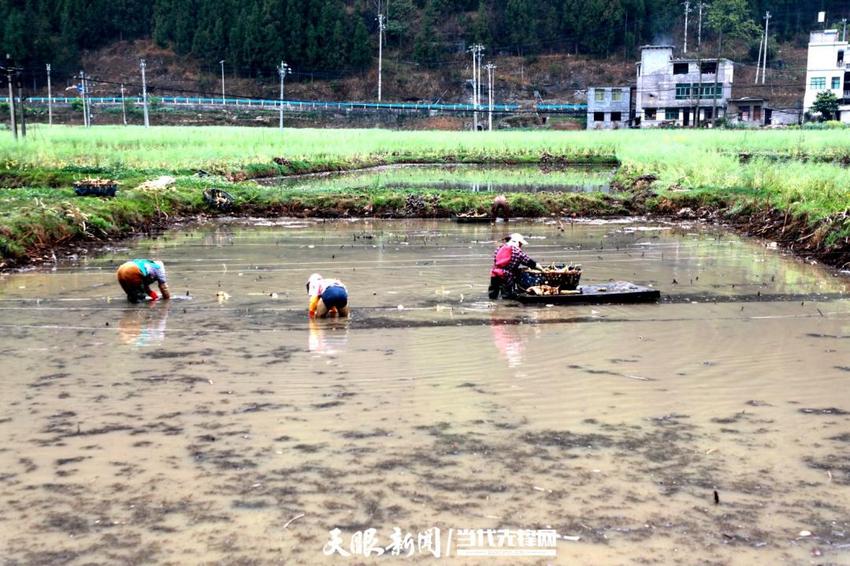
[116,259,171,303]
[489,233,538,299]
[307,273,350,318]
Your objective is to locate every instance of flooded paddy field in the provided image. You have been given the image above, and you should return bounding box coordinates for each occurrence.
[1,218,849,564]
[260,164,615,194]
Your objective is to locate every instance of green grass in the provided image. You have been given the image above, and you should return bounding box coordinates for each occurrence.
[2,125,850,266]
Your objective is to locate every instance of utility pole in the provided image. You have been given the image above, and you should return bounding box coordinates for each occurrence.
[278,61,291,130]
[120,83,127,125]
[140,59,150,128]
[5,58,16,139]
[843,18,847,42]
[475,45,484,127]
[754,33,763,83]
[46,63,53,125]
[469,44,484,131]
[79,71,89,127]
[485,63,495,131]
[711,49,720,127]
[761,11,771,85]
[697,1,705,50]
[683,1,690,53]
[377,14,385,101]
[16,77,25,137]
[694,57,703,128]
[219,60,226,106]
[469,45,478,131]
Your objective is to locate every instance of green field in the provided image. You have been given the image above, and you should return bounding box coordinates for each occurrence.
[1,125,850,267]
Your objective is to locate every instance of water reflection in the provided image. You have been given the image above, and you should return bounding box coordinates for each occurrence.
[308,318,350,356]
[491,318,528,368]
[117,303,170,347]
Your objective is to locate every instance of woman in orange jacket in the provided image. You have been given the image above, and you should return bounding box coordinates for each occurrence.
[116,259,171,303]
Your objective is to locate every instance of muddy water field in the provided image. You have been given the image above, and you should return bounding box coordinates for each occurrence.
[1,218,850,565]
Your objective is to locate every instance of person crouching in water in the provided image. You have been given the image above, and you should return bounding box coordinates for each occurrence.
[491,194,511,222]
[307,273,350,318]
[489,233,539,299]
[116,259,171,303]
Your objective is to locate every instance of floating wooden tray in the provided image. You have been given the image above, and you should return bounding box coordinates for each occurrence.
[515,281,660,305]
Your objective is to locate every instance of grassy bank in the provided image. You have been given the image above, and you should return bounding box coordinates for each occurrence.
[1,126,850,268]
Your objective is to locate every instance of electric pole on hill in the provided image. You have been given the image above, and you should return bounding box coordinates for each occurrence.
[761,11,771,84]
[278,61,291,130]
[697,2,705,50]
[469,44,484,131]
[16,76,25,137]
[377,14,385,101]
[79,71,89,127]
[140,59,150,128]
[485,63,495,131]
[682,1,690,53]
[219,60,226,106]
[46,63,53,125]
[120,83,127,125]
[5,56,16,139]
[475,45,484,127]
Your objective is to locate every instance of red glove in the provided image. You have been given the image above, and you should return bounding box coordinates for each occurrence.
[148,290,159,301]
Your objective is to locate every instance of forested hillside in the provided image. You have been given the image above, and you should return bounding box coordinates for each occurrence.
[1,0,847,79]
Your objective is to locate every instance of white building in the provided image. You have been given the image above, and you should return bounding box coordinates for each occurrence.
[586,87,633,129]
[635,45,734,128]
[803,30,850,122]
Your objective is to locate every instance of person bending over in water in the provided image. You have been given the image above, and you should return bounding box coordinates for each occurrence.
[491,194,511,222]
[489,233,538,299]
[307,273,350,318]
[116,259,171,303]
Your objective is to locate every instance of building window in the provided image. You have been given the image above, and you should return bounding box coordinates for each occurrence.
[675,83,691,99]
[810,77,826,90]
[612,89,623,102]
[644,108,657,120]
[832,77,841,90]
[673,63,689,75]
[665,108,679,120]
[698,85,722,99]
[839,51,845,66]
[611,112,622,122]
[593,112,605,122]
[595,90,605,102]
[700,61,717,74]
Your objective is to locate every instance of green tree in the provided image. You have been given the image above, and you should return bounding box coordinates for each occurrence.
[811,91,839,121]
[413,0,441,67]
[472,0,492,45]
[348,17,372,69]
[705,0,759,52]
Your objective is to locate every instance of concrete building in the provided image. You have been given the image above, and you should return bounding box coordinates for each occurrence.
[635,45,734,127]
[728,97,766,125]
[803,30,850,122]
[728,97,803,127]
[586,87,633,129]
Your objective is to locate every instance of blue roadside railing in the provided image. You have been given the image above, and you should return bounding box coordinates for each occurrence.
[0,96,586,113]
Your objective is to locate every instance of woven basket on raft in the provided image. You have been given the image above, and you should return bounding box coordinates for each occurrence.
[520,264,582,291]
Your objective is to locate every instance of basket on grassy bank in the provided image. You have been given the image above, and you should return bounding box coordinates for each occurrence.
[203,188,235,211]
[73,178,118,197]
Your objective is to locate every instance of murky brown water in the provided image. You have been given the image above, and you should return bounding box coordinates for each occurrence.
[1,218,849,565]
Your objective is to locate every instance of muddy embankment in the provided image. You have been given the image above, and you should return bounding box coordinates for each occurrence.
[2,156,849,273]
